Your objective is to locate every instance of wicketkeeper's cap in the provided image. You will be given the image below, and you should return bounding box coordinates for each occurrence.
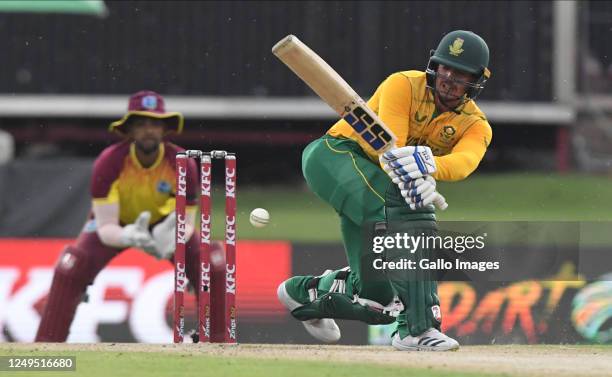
[108,90,184,135]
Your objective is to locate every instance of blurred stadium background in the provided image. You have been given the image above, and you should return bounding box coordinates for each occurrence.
[0,1,611,346]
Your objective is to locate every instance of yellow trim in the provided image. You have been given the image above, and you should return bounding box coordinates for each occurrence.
[92,197,116,205]
[324,138,385,203]
[130,142,165,170]
[92,180,120,205]
[108,111,184,135]
[159,197,175,216]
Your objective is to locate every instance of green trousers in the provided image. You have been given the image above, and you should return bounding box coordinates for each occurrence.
[289,135,441,337]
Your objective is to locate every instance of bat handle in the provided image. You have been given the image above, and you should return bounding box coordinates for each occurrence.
[434,193,448,211]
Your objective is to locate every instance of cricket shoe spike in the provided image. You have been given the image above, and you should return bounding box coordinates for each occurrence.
[277,279,341,343]
[392,328,460,351]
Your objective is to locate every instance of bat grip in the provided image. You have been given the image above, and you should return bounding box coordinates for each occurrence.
[434,193,448,211]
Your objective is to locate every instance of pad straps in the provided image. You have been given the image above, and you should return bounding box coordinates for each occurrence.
[307,267,351,302]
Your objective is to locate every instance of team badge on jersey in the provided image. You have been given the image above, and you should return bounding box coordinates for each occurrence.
[157,180,171,194]
[440,125,457,142]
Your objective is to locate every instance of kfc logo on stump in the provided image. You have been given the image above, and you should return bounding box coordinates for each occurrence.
[177,166,187,197]
[175,263,187,293]
[201,262,211,293]
[200,214,211,245]
[201,165,211,197]
[225,167,236,198]
[225,216,236,246]
[226,264,236,295]
[176,214,187,245]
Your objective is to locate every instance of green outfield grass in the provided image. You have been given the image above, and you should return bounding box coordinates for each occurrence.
[2,343,610,377]
[0,350,498,377]
[209,173,612,242]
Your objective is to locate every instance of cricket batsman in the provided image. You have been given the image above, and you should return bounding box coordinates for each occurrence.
[36,90,216,342]
[278,30,492,351]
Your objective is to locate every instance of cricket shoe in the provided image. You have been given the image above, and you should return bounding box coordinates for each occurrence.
[277,279,341,343]
[392,328,460,351]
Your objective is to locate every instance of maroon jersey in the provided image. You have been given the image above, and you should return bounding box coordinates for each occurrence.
[90,140,198,225]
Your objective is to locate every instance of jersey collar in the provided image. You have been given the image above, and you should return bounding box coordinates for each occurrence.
[130,142,165,170]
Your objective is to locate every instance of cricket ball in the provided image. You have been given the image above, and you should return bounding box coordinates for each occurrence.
[249,208,270,228]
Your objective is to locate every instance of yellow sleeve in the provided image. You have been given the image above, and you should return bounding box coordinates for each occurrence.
[91,180,119,205]
[158,196,196,216]
[432,121,492,181]
[370,72,412,148]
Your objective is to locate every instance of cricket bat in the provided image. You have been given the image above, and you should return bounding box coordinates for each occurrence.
[272,34,447,210]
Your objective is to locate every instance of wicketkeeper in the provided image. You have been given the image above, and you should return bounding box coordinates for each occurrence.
[278,30,492,351]
[36,91,220,342]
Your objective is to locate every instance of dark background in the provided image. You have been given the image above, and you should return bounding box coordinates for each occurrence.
[0,1,553,100]
[2,1,597,183]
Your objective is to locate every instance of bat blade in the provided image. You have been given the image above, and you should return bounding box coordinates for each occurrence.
[272,34,397,154]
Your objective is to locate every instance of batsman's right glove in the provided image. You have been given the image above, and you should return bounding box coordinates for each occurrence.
[399,176,447,210]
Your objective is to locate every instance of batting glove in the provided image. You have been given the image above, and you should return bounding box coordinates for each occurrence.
[398,176,447,210]
[399,176,436,198]
[404,189,447,210]
[380,146,436,180]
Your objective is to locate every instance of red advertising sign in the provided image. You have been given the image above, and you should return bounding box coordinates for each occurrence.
[0,239,291,343]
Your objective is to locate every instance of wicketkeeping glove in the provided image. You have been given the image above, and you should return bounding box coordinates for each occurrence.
[148,212,177,260]
[120,211,156,249]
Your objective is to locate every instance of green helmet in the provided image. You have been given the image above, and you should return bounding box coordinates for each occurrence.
[426,30,491,100]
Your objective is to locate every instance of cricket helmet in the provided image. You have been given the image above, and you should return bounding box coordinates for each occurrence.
[426,30,491,100]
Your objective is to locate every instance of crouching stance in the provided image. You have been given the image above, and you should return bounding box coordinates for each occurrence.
[36,91,221,341]
[278,30,493,351]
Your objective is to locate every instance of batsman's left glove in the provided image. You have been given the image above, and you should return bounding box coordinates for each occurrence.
[380,148,448,211]
[380,145,436,180]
